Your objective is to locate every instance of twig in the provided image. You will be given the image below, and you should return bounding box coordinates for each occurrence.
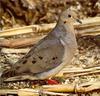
[1,48,30,53]
[0,36,45,48]
[0,17,100,48]
[43,81,100,93]
[0,89,18,95]
[18,89,69,96]
[0,23,54,37]
[57,67,100,77]
[0,17,100,37]
[0,81,100,95]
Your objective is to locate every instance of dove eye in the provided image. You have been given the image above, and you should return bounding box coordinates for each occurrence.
[68,14,71,18]
[64,21,66,24]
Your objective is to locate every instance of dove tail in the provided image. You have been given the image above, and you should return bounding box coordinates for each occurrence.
[1,69,17,79]
[0,69,15,87]
[0,69,13,87]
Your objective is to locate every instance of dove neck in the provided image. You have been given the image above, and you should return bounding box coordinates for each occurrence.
[55,20,77,52]
[56,20,76,38]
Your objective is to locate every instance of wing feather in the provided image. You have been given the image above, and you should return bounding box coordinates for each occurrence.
[2,35,64,78]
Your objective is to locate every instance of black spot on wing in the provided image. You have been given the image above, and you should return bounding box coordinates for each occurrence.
[38,56,43,60]
[22,60,27,64]
[32,60,36,64]
[68,14,71,18]
[52,57,58,60]
[64,21,66,24]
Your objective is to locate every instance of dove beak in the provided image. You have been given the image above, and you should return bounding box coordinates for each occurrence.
[76,19,82,24]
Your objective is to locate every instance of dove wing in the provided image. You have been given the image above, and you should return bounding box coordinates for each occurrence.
[15,34,64,75]
[1,31,65,79]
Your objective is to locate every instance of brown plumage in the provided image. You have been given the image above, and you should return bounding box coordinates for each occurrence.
[1,8,81,81]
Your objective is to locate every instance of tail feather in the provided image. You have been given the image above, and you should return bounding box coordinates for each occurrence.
[1,69,17,79]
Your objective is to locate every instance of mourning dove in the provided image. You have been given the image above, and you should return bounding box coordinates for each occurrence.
[1,8,81,82]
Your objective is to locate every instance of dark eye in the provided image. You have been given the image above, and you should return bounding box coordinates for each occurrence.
[64,21,66,23]
[68,14,71,18]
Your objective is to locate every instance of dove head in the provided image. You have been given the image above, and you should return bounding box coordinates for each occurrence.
[59,8,82,24]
